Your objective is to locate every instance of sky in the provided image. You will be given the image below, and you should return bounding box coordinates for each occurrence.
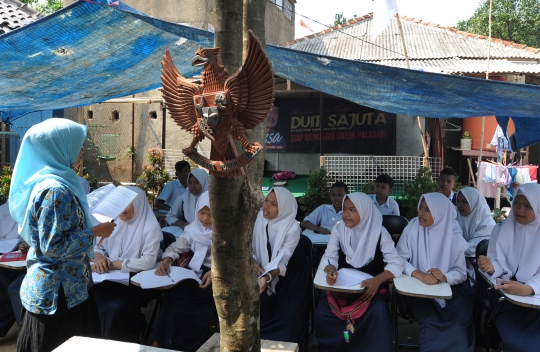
[294,0,485,38]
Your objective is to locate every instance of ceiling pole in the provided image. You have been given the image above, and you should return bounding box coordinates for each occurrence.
[395,14,429,168]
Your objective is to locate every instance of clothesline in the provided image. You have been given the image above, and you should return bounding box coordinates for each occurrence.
[477,161,538,199]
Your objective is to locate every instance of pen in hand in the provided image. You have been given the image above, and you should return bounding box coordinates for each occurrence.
[166,273,175,283]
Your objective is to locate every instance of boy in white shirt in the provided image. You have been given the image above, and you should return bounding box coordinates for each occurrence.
[301,182,348,234]
[370,174,400,215]
[156,161,190,211]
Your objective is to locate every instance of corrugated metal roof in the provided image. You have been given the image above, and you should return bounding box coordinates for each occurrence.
[282,14,540,73]
[0,0,40,35]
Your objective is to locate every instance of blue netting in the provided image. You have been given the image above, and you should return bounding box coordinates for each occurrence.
[2,0,540,147]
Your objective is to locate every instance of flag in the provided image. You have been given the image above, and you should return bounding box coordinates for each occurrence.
[371,0,398,40]
[300,20,314,33]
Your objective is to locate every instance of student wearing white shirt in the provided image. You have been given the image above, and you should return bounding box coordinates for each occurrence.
[91,187,163,343]
[316,193,403,352]
[437,167,458,205]
[301,182,348,234]
[151,192,214,351]
[253,188,312,349]
[369,174,400,216]
[0,202,26,337]
[156,160,190,211]
[478,183,540,351]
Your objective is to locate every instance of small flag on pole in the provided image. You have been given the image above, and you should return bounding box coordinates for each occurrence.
[371,0,399,40]
[300,19,314,33]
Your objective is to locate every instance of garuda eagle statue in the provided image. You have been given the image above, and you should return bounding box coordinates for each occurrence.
[161,30,275,177]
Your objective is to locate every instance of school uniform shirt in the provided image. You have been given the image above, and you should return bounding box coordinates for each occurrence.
[158,180,187,206]
[397,192,468,287]
[322,193,403,277]
[303,204,342,232]
[94,187,162,273]
[490,184,540,294]
[448,191,457,205]
[369,194,400,216]
[166,169,208,226]
[0,203,19,241]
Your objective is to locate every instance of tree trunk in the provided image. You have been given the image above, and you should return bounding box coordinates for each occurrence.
[210,1,264,351]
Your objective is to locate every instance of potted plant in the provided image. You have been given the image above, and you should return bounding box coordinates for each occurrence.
[461,131,472,150]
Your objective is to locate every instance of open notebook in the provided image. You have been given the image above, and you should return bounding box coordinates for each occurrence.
[131,266,201,289]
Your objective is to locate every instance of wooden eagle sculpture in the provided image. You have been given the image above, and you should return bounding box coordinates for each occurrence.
[161,30,275,177]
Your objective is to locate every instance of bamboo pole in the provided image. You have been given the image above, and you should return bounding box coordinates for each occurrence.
[395,14,429,168]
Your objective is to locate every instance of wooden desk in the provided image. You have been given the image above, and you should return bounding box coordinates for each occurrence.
[53,336,178,351]
[393,275,452,299]
[0,260,26,270]
[313,262,365,293]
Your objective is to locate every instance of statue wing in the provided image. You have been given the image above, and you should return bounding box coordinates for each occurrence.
[161,50,201,132]
[225,30,275,129]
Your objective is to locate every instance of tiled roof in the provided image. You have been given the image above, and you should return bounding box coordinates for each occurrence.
[282,14,540,74]
[0,0,40,35]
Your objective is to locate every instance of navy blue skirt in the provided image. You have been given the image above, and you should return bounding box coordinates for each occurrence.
[0,267,25,336]
[406,282,475,352]
[315,292,393,352]
[151,267,216,352]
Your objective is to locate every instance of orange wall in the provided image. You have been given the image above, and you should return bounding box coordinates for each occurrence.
[462,116,515,151]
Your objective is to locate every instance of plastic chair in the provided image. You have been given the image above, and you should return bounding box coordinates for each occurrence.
[382,215,409,244]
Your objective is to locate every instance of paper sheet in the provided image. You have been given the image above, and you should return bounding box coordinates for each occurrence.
[0,239,20,254]
[132,266,202,289]
[92,186,138,223]
[336,268,373,287]
[92,269,130,286]
[258,252,284,278]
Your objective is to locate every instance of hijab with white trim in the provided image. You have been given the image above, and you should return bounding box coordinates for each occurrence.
[184,191,212,275]
[181,169,208,224]
[493,183,540,283]
[9,118,92,243]
[337,192,384,268]
[104,186,163,261]
[253,187,300,294]
[456,187,495,242]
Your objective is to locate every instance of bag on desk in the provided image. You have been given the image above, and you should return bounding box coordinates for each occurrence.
[174,251,194,268]
[0,251,27,262]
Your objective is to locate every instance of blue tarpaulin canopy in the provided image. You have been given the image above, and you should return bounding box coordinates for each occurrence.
[2,0,540,148]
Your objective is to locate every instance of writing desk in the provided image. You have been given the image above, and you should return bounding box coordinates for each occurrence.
[0,260,26,270]
[477,270,540,309]
[53,336,177,352]
[313,262,365,294]
[392,275,451,352]
[302,229,330,246]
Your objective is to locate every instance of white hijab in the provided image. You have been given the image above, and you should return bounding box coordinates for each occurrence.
[253,188,300,293]
[105,187,163,261]
[337,192,384,268]
[181,169,209,223]
[493,183,540,283]
[183,191,212,274]
[456,187,495,242]
[402,193,467,276]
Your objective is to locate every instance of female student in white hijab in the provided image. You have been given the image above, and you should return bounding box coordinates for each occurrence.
[91,186,163,343]
[315,193,403,352]
[151,191,214,351]
[477,183,540,351]
[456,187,495,288]
[396,192,474,352]
[163,169,208,239]
[0,202,27,337]
[252,188,312,349]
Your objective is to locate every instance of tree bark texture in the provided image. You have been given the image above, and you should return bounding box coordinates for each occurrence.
[211,1,265,351]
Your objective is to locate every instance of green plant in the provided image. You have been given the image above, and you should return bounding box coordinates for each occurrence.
[138,148,172,208]
[361,181,375,195]
[300,167,332,215]
[0,166,12,205]
[402,167,439,220]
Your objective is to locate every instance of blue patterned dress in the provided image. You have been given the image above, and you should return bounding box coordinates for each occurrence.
[17,184,101,352]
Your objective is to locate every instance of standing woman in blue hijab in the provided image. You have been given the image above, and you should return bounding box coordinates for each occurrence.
[9,118,116,352]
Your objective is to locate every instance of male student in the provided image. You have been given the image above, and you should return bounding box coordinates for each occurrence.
[156,161,191,211]
[370,174,400,215]
[438,167,458,205]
